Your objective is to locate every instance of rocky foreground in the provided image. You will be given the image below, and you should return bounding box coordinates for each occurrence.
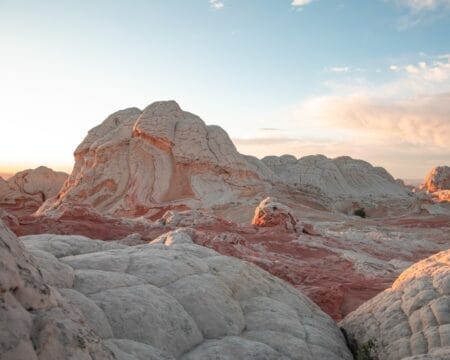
[0,100,449,359]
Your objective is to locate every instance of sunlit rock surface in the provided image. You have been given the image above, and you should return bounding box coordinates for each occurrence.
[39,101,274,217]
[12,229,353,360]
[340,250,450,360]
[0,166,67,217]
[421,166,450,202]
[252,197,300,231]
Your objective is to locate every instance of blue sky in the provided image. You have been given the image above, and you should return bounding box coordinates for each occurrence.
[1,0,449,178]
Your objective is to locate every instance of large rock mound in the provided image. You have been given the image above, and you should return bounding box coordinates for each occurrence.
[340,249,450,360]
[0,166,68,217]
[262,154,411,210]
[15,230,353,359]
[39,101,274,217]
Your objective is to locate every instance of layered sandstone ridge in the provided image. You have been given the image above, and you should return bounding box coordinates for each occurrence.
[39,101,274,217]
[341,250,450,360]
[0,166,67,217]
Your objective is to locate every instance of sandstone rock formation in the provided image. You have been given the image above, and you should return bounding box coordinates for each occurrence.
[0,166,67,217]
[11,228,354,359]
[252,197,300,231]
[421,166,450,202]
[0,220,114,359]
[39,101,275,217]
[340,249,450,360]
[33,101,420,221]
[262,154,412,211]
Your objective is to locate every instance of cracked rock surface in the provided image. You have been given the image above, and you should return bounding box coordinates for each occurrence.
[11,228,353,360]
[340,249,450,360]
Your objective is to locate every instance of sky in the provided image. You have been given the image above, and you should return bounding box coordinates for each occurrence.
[0,0,449,179]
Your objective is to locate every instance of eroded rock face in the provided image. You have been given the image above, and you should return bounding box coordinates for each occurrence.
[0,166,68,217]
[340,250,450,360]
[39,101,273,217]
[252,197,300,231]
[0,220,114,360]
[262,154,412,210]
[16,231,353,360]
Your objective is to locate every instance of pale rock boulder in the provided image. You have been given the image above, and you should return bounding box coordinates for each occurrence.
[17,231,353,359]
[39,101,273,217]
[252,197,300,231]
[340,250,450,360]
[149,228,195,246]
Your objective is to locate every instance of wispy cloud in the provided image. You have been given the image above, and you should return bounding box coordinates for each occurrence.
[291,0,316,8]
[209,0,224,9]
[390,0,450,29]
[235,54,450,178]
[395,0,450,11]
[330,66,350,73]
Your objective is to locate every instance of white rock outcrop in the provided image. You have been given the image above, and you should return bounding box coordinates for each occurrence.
[0,221,114,359]
[0,167,68,216]
[262,154,412,209]
[252,197,300,231]
[340,250,450,360]
[10,229,354,359]
[39,101,273,217]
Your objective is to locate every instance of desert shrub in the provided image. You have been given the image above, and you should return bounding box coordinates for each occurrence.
[355,339,378,360]
[354,208,366,218]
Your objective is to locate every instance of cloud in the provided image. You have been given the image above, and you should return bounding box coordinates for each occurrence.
[291,0,316,8]
[235,54,450,178]
[395,0,450,11]
[209,0,224,9]
[330,66,350,73]
[317,92,450,148]
[389,59,450,82]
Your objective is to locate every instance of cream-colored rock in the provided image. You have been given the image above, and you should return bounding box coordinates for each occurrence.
[17,230,353,359]
[262,154,412,210]
[340,250,450,360]
[252,197,300,231]
[0,220,114,360]
[0,167,68,217]
[39,101,272,216]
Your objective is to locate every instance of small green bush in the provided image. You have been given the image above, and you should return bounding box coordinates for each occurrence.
[356,339,378,360]
[354,208,366,218]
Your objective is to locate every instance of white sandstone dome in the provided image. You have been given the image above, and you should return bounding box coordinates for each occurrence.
[16,229,353,359]
[340,249,450,360]
[39,101,273,217]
